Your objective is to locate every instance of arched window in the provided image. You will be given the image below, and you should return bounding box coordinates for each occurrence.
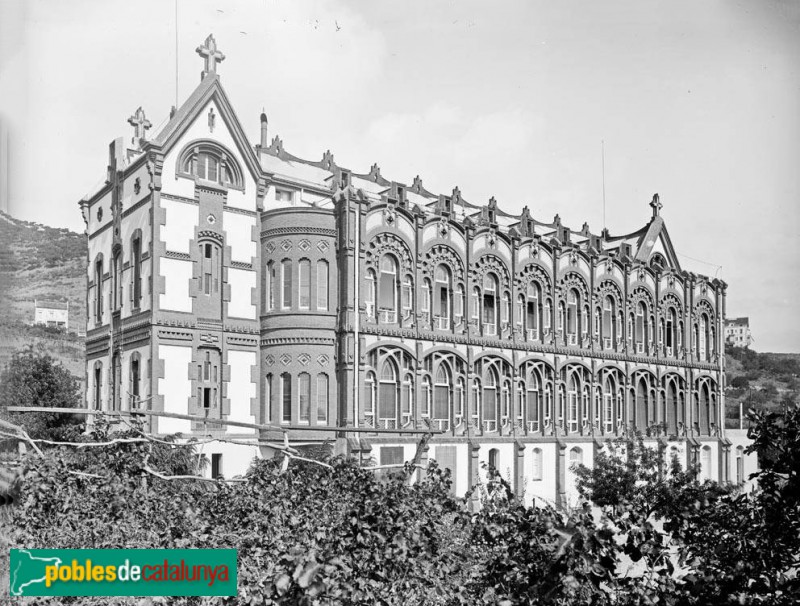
[402,275,413,318]
[488,448,500,471]
[433,363,451,429]
[482,273,498,336]
[264,373,272,423]
[701,445,712,481]
[602,296,615,349]
[365,371,376,425]
[544,383,553,426]
[471,286,480,319]
[434,264,451,330]
[266,261,275,311]
[281,259,292,309]
[281,372,292,423]
[454,284,465,323]
[699,381,711,435]
[666,308,677,354]
[472,378,482,425]
[402,372,414,426]
[112,249,122,311]
[532,448,543,480]
[131,232,142,309]
[317,260,329,311]
[298,259,311,310]
[365,269,376,318]
[177,140,244,189]
[526,282,541,341]
[636,302,647,353]
[526,370,540,432]
[699,315,707,361]
[455,378,465,423]
[421,375,432,418]
[129,353,141,410]
[94,255,104,325]
[379,360,399,427]
[569,446,583,466]
[735,446,744,484]
[501,379,511,425]
[666,380,678,435]
[635,376,648,431]
[516,294,525,326]
[93,361,103,410]
[603,376,615,434]
[483,366,499,431]
[298,372,311,423]
[544,299,552,331]
[501,292,510,325]
[421,278,432,314]
[567,373,579,433]
[566,289,580,344]
[379,254,398,323]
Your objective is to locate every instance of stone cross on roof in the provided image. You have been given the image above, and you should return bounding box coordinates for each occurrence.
[127,107,151,145]
[650,193,662,217]
[196,34,225,79]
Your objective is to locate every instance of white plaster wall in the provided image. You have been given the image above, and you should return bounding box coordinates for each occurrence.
[727,429,759,491]
[87,190,113,235]
[524,442,557,508]
[698,441,719,482]
[121,204,152,318]
[198,440,260,479]
[430,443,469,496]
[160,199,198,254]
[226,350,257,429]
[477,442,515,485]
[565,442,594,507]
[227,268,256,319]
[161,99,258,212]
[159,258,193,313]
[158,345,192,434]
[223,211,256,263]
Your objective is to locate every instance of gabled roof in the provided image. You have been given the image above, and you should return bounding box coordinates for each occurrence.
[148,74,262,185]
[633,216,682,271]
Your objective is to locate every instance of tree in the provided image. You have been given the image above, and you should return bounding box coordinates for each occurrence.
[0,348,83,439]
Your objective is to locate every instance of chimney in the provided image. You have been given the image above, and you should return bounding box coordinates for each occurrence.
[260,111,268,149]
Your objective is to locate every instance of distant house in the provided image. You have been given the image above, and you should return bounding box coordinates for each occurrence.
[34,299,69,330]
[724,317,752,348]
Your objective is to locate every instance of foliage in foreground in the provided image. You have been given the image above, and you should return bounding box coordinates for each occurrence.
[8,405,800,605]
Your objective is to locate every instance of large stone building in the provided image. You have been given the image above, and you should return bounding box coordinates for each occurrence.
[724,317,752,348]
[81,36,734,506]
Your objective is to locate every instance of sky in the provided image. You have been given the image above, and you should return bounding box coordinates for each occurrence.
[0,0,798,352]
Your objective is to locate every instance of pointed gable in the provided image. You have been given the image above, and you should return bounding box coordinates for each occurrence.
[634,217,682,271]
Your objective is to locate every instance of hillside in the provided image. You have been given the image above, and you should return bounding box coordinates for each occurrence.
[0,211,86,377]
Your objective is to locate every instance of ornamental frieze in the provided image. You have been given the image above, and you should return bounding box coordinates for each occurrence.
[557,271,589,300]
[594,279,623,304]
[516,262,551,293]
[366,232,414,275]
[472,254,511,291]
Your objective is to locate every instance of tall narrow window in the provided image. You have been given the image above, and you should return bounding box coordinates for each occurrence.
[317,374,329,424]
[93,362,103,410]
[421,279,431,313]
[132,236,142,308]
[488,448,499,471]
[602,296,614,348]
[281,373,292,423]
[379,255,398,323]
[699,315,707,361]
[433,364,451,428]
[532,448,543,480]
[129,356,140,409]
[454,285,464,323]
[483,366,498,429]
[567,374,579,433]
[434,265,451,330]
[298,259,311,309]
[526,282,540,341]
[200,242,221,298]
[112,250,122,311]
[365,270,376,318]
[317,260,329,311]
[636,302,646,353]
[471,287,480,319]
[281,260,292,309]
[526,372,540,432]
[379,360,398,427]
[94,257,103,323]
[401,275,413,317]
[265,374,272,423]
[298,372,311,423]
[266,261,275,311]
[482,274,498,335]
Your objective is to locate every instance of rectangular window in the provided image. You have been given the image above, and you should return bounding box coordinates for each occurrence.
[281,374,292,423]
[298,374,310,423]
[205,244,212,259]
[275,189,294,203]
[264,374,272,424]
[211,453,222,479]
[267,263,275,311]
[203,387,211,409]
[317,261,329,311]
[132,238,142,307]
[401,281,412,311]
[204,273,212,295]
[317,374,329,424]
[299,260,310,309]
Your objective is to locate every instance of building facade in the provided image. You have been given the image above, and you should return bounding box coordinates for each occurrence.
[724,317,752,348]
[34,299,69,330]
[81,36,733,505]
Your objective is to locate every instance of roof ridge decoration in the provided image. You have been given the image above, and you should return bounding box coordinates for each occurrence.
[196,34,225,80]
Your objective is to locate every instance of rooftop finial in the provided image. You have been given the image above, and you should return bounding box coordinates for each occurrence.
[650,193,662,218]
[127,107,151,147]
[196,34,225,80]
